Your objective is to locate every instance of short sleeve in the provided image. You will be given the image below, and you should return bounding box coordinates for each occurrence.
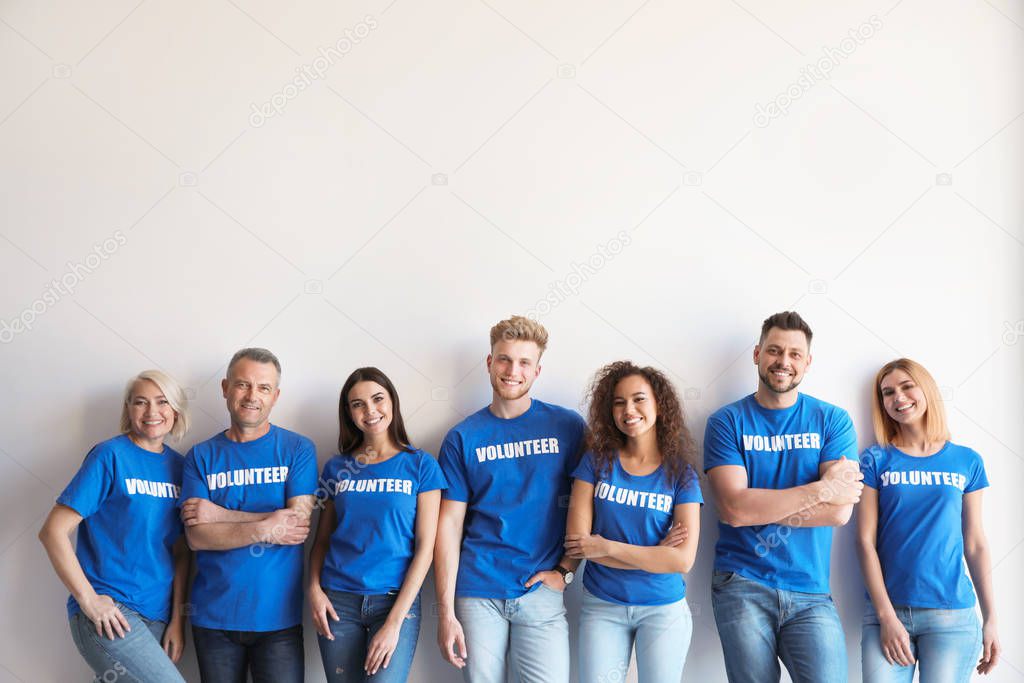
[439,430,469,502]
[674,466,704,505]
[286,437,318,498]
[859,447,878,489]
[571,451,597,484]
[319,458,339,501]
[179,447,210,504]
[564,413,588,478]
[964,450,989,493]
[57,443,115,518]
[820,407,857,464]
[703,413,744,471]
[417,451,448,493]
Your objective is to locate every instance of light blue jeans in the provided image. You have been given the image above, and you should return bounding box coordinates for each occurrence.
[577,587,692,683]
[69,603,184,683]
[454,584,569,683]
[710,570,846,683]
[861,602,981,683]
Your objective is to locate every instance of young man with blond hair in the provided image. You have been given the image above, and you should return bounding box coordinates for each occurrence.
[434,316,586,683]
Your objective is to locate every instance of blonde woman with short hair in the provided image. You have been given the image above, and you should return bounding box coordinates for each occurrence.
[39,370,191,682]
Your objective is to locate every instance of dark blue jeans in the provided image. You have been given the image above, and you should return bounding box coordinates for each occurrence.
[192,624,303,683]
[711,570,847,683]
[317,590,421,683]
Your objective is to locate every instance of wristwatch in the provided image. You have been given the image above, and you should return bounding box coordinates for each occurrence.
[554,565,575,585]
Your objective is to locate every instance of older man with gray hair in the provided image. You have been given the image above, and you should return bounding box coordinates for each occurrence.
[179,348,317,683]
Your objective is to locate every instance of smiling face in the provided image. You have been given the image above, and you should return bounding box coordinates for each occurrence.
[879,368,928,427]
[612,374,658,440]
[222,358,280,429]
[126,379,176,443]
[486,339,542,401]
[347,380,393,437]
[754,327,812,395]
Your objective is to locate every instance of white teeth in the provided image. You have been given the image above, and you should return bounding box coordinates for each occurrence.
[143,420,163,425]
[895,403,915,413]
[624,417,642,425]
[365,417,382,425]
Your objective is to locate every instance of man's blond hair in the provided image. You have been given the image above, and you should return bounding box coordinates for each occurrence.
[489,315,549,355]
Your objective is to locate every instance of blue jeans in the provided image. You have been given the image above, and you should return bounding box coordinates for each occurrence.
[711,570,846,683]
[577,587,692,683]
[861,602,981,682]
[69,604,184,683]
[192,623,303,683]
[454,585,570,683]
[316,590,421,682]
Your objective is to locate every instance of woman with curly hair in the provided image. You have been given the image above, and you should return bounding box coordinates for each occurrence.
[565,361,702,683]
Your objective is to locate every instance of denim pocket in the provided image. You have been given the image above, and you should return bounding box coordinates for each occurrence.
[711,571,738,589]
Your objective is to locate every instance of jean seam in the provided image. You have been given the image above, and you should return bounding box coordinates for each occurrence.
[79,614,148,683]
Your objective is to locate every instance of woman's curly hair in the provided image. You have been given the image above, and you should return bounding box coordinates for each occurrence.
[585,360,698,486]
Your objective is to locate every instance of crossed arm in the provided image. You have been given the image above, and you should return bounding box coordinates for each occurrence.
[563,478,699,574]
[707,457,863,529]
[181,495,314,551]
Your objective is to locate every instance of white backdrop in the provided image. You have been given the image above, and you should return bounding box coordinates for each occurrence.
[1,0,1022,681]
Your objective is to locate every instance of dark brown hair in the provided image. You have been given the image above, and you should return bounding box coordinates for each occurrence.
[759,311,813,346]
[585,361,698,485]
[337,367,413,455]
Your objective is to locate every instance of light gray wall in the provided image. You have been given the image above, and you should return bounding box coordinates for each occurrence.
[1,0,1021,681]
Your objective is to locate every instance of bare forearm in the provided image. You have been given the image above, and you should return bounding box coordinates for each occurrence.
[589,555,641,570]
[965,544,997,622]
[719,481,827,527]
[39,530,97,604]
[388,542,434,624]
[773,501,852,528]
[216,509,272,523]
[857,541,898,619]
[307,538,328,590]
[558,555,581,572]
[606,541,688,574]
[433,526,460,614]
[185,521,266,551]
[169,541,190,620]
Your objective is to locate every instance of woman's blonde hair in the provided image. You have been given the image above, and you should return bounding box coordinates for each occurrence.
[871,358,950,446]
[120,369,190,441]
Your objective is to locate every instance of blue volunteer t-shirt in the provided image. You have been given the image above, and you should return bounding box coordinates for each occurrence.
[704,393,856,594]
[57,434,184,622]
[439,399,587,599]
[572,452,703,606]
[180,424,318,631]
[320,448,447,594]
[861,442,988,609]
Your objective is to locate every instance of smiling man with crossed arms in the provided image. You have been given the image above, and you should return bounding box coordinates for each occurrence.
[704,312,863,683]
[178,348,317,683]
